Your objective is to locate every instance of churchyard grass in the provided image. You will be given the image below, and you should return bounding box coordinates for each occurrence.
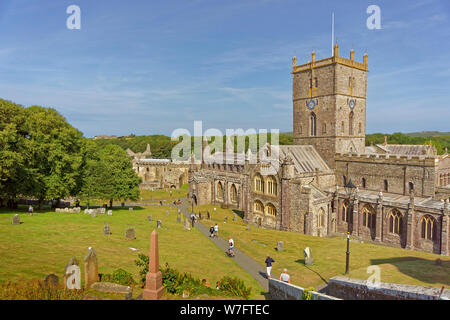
[0,204,264,299]
[139,184,189,201]
[195,204,450,290]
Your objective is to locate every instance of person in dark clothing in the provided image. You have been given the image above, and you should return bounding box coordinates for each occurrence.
[209,226,214,237]
[265,256,275,279]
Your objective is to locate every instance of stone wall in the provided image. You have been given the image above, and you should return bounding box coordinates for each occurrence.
[327,276,450,300]
[269,278,340,300]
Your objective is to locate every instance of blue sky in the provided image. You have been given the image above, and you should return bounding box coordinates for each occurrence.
[0,0,449,137]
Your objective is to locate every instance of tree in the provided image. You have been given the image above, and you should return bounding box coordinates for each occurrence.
[0,99,29,208]
[81,144,141,207]
[23,106,84,208]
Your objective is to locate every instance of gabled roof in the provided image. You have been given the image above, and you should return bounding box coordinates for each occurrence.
[279,145,331,174]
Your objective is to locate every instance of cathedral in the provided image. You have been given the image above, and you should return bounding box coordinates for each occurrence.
[189,44,450,256]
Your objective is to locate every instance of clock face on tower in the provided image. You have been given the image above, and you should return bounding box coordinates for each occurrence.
[306,99,316,110]
[348,99,356,110]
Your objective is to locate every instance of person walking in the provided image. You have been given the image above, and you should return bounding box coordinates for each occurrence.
[279,268,291,283]
[228,236,235,257]
[265,256,275,279]
[214,223,219,237]
[190,213,196,228]
[209,225,214,237]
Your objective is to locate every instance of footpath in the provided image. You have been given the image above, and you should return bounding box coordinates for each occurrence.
[175,199,269,293]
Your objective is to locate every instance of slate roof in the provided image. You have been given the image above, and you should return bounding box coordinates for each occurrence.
[279,145,331,174]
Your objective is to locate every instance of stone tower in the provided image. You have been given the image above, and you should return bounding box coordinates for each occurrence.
[292,44,368,168]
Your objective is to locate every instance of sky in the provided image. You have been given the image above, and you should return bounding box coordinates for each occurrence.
[0,0,449,138]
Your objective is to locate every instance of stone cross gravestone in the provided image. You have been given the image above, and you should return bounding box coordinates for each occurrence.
[107,210,113,216]
[147,216,153,222]
[44,273,59,288]
[12,214,20,225]
[84,247,99,289]
[126,228,135,240]
[304,247,314,265]
[277,241,284,252]
[157,220,162,228]
[103,223,111,235]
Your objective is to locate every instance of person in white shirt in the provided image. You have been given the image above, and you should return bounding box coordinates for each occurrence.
[279,268,290,283]
[214,224,219,237]
[228,236,234,256]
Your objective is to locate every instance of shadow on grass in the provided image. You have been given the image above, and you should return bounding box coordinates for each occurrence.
[232,210,245,219]
[294,259,329,285]
[369,256,450,286]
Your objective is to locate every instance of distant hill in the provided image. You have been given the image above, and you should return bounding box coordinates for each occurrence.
[404,131,450,137]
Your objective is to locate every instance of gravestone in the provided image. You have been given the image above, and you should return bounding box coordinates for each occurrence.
[129,207,133,212]
[304,247,314,265]
[147,216,153,222]
[165,210,169,216]
[157,220,162,228]
[184,218,191,230]
[107,210,113,216]
[92,212,97,218]
[64,263,81,290]
[84,209,89,214]
[100,208,106,214]
[126,228,135,240]
[44,273,59,288]
[84,247,99,289]
[12,214,20,225]
[277,241,284,252]
[177,209,181,214]
[103,223,111,235]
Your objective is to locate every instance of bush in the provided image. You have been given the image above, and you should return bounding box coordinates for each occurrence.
[218,276,252,300]
[302,287,315,300]
[0,279,86,300]
[134,255,252,299]
[100,269,136,286]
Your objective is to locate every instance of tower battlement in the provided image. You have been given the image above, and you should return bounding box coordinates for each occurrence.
[293,45,368,74]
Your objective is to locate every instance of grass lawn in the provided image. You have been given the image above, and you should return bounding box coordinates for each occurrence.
[139,184,188,201]
[195,204,450,290]
[0,204,264,300]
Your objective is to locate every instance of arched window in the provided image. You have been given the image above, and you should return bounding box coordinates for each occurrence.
[254,201,264,213]
[310,113,317,137]
[254,174,264,193]
[384,180,389,192]
[362,178,367,189]
[349,111,354,136]
[265,203,277,216]
[318,208,325,227]
[421,215,437,240]
[217,182,224,200]
[230,184,238,203]
[409,182,414,194]
[267,176,277,196]
[342,200,350,222]
[361,205,376,229]
[388,209,402,234]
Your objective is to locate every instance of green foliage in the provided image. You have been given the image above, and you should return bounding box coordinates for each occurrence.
[100,269,136,286]
[134,255,252,299]
[302,287,315,300]
[218,276,252,300]
[0,279,86,300]
[366,132,450,155]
